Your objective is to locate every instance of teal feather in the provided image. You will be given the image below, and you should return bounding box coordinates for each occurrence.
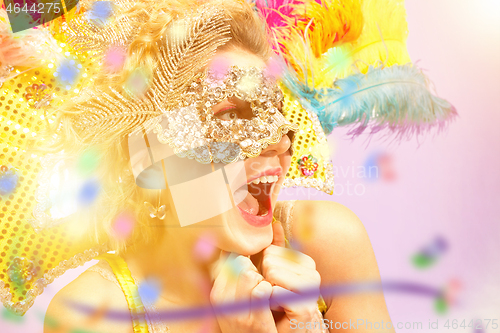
[283,64,457,137]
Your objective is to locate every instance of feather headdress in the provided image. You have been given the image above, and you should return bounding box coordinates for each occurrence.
[254,0,456,136]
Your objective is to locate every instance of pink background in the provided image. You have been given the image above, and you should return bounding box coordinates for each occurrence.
[282,0,500,330]
[2,1,499,332]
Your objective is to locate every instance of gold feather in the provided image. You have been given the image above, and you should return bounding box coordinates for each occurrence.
[65,0,137,54]
[72,5,232,142]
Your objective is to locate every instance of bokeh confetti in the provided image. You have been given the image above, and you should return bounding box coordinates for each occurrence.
[103,46,127,73]
[86,1,115,26]
[193,233,217,262]
[112,212,135,240]
[209,56,230,80]
[378,153,396,181]
[264,55,285,79]
[363,151,397,182]
[434,294,448,314]
[77,179,101,205]
[323,46,352,78]
[412,235,449,269]
[433,280,461,314]
[77,148,101,176]
[1,306,24,323]
[125,67,152,97]
[473,323,485,333]
[0,166,19,195]
[54,58,81,87]
[443,278,462,306]
[167,20,188,43]
[138,277,162,305]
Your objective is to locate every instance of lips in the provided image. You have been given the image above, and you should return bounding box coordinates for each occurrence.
[233,168,281,227]
[237,195,272,227]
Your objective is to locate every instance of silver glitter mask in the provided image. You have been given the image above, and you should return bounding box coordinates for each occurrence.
[134,66,299,164]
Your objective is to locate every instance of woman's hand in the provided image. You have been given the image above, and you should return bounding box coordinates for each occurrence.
[210,253,278,333]
[262,222,324,333]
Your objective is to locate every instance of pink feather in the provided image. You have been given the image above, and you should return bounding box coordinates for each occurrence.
[254,0,297,29]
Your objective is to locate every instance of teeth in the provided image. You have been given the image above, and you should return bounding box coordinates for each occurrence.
[248,175,279,185]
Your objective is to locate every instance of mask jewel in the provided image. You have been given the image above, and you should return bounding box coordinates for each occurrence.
[298,154,319,177]
[24,83,52,109]
[7,258,36,285]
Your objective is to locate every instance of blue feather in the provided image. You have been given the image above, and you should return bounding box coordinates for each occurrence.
[282,64,457,137]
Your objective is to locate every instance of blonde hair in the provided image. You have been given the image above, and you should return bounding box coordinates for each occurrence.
[36,0,272,252]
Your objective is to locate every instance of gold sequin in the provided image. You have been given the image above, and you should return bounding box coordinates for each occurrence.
[281,87,334,194]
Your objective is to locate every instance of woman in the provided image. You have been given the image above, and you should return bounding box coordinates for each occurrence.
[39,1,395,332]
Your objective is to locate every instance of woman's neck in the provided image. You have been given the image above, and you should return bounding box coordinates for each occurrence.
[121,213,220,306]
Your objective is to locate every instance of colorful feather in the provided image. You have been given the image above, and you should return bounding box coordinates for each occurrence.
[346,0,411,75]
[254,0,298,29]
[0,9,62,69]
[284,64,457,137]
[289,0,364,57]
[262,0,362,86]
[266,0,412,88]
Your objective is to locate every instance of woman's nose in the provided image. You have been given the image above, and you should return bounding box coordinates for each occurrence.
[259,133,292,157]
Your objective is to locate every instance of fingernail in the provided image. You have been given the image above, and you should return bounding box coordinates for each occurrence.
[254,289,264,298]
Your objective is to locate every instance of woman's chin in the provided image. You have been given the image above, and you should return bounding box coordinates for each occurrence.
[239,231,273,255]
[222,208,274,255]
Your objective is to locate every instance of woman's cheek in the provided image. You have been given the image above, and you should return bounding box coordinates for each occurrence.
[272,153,291,201]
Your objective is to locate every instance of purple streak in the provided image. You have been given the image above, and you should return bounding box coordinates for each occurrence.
[66,280,442,322]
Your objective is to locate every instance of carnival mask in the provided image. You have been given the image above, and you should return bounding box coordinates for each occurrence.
[131,66,298,167]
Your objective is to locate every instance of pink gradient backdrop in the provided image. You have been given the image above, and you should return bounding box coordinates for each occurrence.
[2,1,499,332]
[280,0,500,329]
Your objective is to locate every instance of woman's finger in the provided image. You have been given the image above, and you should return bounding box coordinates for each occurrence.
[250,280,276,326]
[264,267,320,295]
[272,220,286,247]
[263,244,316,269]
[261,252,317,279]
[211,255,278,333]
[236,267,263,317]
[270,286,319,321]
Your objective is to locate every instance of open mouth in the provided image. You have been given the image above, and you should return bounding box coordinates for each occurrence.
[234,175,278,227]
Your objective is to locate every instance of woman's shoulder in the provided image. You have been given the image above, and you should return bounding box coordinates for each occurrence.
[291,200,366,241]
[290,200,379,278]
[44,262,133,333]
